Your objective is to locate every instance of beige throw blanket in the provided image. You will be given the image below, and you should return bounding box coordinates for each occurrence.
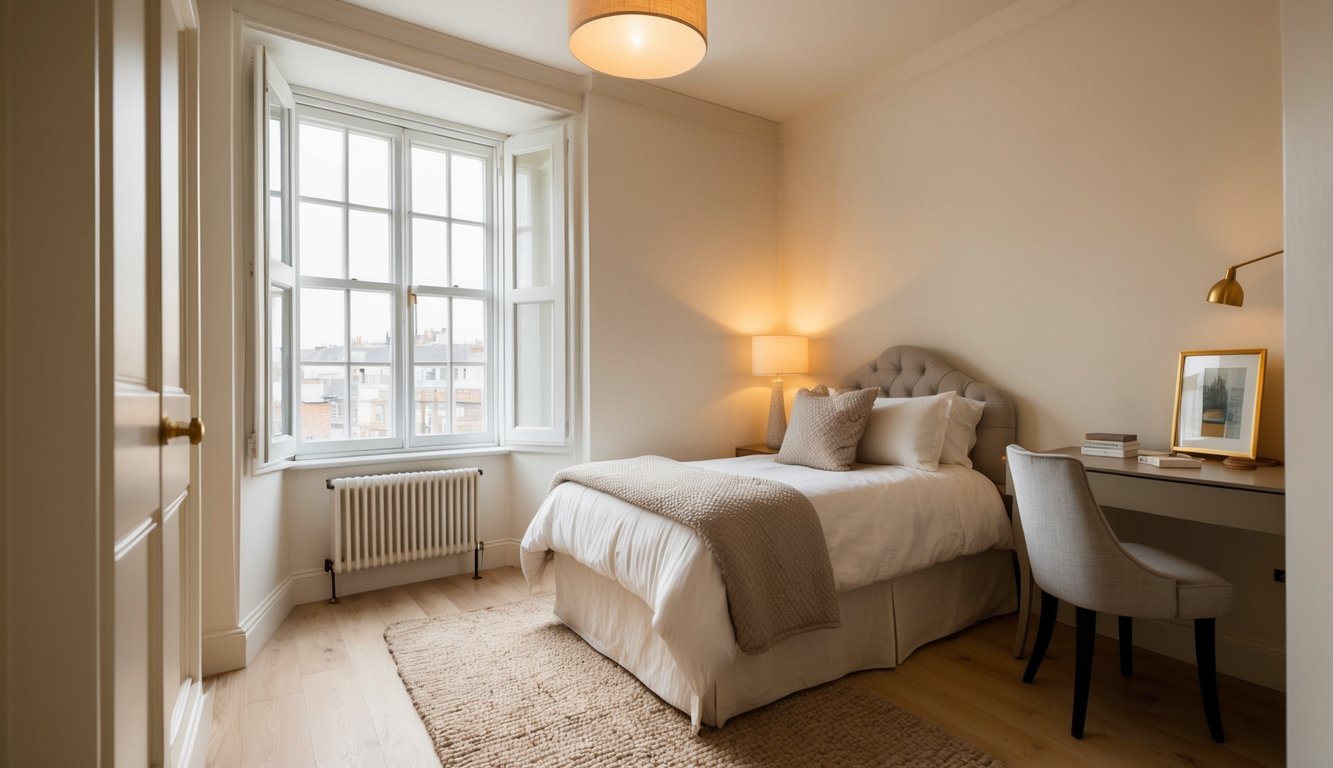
[551,456,840,654]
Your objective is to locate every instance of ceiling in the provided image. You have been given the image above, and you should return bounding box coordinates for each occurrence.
[340,0,1020,123]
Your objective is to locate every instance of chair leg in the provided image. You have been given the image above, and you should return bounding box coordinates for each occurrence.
[1072,607,1097,739]
[1024,590,1059,683]
[1118,616,1133,677]
[1195,618,1226,743]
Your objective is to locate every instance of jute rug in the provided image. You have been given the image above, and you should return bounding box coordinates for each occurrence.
[384,596,1002,767]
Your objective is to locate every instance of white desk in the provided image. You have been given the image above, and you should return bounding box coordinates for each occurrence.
[1007,447,1285,657]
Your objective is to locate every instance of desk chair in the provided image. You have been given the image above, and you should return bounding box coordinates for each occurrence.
[1005,445,1233,742]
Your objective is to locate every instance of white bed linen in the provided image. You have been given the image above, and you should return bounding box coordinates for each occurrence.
[519,456,1013,726]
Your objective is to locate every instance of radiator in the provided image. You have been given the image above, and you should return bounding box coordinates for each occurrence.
[326,468,482,581]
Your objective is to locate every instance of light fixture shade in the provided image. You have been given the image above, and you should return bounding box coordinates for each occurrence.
[569,0,707,80]
[1207,269,1245,306]
[752,336,809,377]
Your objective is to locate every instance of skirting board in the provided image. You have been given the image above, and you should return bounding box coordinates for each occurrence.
[204,539,523,674]
[1055,606,1285,691]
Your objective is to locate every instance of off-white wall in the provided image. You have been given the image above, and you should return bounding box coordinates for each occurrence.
[2,3,103,761]
[781,0,1284,684]
[584,91,781,462]
[1281,0,1333,759]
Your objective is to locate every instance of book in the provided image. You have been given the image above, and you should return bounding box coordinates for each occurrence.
[1085,432,1138,442]
[1136,448,1172,457]
[1138,454,1203,468]
[1083,439,1139,449]
[1082,446,1138,458]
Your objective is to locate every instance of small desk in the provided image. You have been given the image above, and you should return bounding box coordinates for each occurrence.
[1007,446,1284,658]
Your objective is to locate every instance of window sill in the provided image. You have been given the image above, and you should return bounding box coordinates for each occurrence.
[253,445,512,475]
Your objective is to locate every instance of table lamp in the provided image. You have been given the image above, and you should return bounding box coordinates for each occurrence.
[752,335,809,450]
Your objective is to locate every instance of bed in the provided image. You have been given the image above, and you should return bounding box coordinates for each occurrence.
[520,345,1017,729]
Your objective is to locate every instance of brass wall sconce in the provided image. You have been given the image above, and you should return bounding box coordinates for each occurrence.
[1206,250,1283,307]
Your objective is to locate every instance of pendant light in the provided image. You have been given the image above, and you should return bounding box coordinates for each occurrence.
[569,0,708,80]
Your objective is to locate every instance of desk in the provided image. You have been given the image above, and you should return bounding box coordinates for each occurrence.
[1007,446,1284,658]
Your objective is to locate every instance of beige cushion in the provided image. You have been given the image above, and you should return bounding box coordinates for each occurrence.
[939,395,985,468]
[1121,543,1234,619]
[856,392,954,471]
[776,386,878,471]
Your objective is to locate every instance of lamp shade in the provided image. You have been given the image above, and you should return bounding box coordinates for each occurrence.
[752,336,809,377]
[569,0,708,80]
[1206,269,1245,307]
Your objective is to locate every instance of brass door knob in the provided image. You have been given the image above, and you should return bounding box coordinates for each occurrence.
[161,417,205,445]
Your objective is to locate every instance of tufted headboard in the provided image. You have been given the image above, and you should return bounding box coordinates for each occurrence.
[840,345,1015,486]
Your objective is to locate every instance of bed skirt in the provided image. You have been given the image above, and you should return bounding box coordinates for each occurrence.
[550,548,1016,728]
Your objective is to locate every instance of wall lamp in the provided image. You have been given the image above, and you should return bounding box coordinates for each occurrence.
[1206,250,1283,307]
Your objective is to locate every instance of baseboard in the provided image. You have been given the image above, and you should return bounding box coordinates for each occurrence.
[286,538,525,608]
[202,626,246,677]
[213,540,528,672]
[1056,608,1285,691]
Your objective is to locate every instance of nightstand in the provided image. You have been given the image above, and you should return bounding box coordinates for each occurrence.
[735,443,778,457]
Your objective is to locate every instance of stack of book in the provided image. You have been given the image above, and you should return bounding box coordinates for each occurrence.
[1082,432,1138,458]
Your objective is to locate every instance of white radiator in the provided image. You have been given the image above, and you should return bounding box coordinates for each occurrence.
[327,468,481,577]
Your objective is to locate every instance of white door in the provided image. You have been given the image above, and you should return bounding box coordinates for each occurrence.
[109,0,202,764]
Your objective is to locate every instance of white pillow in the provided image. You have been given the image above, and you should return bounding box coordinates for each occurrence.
[940,395,986,468]
[856,392,954,471]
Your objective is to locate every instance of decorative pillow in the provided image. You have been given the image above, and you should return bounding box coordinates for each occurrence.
[776,385,879,471]
[856,392,954,471]
[939,395,986,468]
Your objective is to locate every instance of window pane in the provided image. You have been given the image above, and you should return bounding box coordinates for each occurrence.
[451,153,485,222]
[270,288,289,437]
[351,365,392,439]
[514,302,553,429]
[411,217,448,286]
[301,365,346,441]
[410,146,447,216]
[300,288,344,361]
[299,202,344,278]
[349,291,391,363]
[453,298,485,363]
[514,148,552,288]
[453,365,485,433]
[451,222,485,289]
[299,123,344,201]
[413,366,450,435]
[267,116,282,193]
[268,194,283,266]
[348,210,390,283]
[348,133,390,208]
[414,296,450,363]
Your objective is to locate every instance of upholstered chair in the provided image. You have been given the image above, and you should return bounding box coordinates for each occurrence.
[1005,445,1233,742]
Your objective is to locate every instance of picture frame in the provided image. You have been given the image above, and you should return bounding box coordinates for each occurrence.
[1170,348,1266,459]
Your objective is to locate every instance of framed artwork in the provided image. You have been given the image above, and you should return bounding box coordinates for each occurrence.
[1171,349,1266,459]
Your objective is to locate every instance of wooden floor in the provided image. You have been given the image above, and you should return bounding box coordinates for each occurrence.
[204,567,1285,767]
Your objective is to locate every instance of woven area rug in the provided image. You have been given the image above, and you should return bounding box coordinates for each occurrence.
[384,596,1003,767]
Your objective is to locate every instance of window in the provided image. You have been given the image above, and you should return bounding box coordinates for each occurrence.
[253,48,566,464]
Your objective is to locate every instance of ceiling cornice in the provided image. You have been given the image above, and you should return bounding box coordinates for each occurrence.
[236,0,585,114]
[584,73,780,142]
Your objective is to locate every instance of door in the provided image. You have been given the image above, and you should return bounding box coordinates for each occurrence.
[108,0,202,764]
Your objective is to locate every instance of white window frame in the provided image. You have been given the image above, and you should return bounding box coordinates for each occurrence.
[503,124,567,446]
[251,47,569,465]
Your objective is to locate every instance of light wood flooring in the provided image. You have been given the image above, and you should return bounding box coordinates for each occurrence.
[204,567,1284,767]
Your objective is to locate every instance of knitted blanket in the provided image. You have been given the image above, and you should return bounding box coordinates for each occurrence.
[551,456,839,653]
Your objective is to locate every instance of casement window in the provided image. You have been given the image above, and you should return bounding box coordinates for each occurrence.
[253,49,567,465]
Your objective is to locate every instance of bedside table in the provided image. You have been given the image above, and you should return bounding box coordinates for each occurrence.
[735,443,778,457]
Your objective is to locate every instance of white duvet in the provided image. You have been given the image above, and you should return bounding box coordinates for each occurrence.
[519,455,1013,723]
